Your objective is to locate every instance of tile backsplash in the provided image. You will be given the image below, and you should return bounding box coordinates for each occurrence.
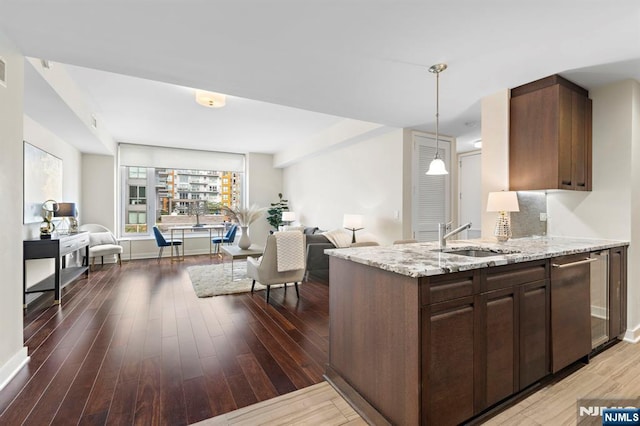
[511,191,547,237]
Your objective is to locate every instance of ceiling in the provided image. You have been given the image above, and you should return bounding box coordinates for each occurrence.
[1,0,639,155]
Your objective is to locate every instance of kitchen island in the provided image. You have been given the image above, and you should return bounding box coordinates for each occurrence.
[325,237,628,425]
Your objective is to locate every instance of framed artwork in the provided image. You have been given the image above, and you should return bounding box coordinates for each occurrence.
[23,142,63,224]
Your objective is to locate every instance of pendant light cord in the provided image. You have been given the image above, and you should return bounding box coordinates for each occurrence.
[435,69,440,159]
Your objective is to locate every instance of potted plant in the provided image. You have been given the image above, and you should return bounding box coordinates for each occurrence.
[266,193,289,231]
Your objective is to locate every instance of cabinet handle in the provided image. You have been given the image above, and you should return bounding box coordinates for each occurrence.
[551,257,598,268]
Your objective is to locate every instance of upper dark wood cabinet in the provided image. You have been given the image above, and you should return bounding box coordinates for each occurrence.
[509,75,592,191]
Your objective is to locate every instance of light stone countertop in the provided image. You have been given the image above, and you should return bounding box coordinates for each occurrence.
[325,236,629,278]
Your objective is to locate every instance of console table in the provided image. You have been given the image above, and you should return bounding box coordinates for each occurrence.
[23,232,90,307]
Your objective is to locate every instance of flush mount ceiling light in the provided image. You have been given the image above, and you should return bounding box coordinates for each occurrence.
[195,90,226,108]
[426,63,448,176]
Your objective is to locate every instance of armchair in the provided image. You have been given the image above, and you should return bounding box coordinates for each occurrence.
[247,232,306,303]
[78,224,123,270]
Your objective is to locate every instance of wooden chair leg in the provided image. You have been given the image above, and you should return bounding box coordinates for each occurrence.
[265,285,271,303]
[118,253,122,266]
[284,283,287,293]
[101,256,104,265]
[251,280,256,293]
[294,282,300,298]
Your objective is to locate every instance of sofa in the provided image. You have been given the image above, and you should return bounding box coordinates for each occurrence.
[305,233,335,281]
[283,226,378,282]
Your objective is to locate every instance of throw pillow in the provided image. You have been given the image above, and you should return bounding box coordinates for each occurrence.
[89,231,117,247]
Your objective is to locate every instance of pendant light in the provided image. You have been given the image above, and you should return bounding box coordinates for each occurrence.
[426,63,449,175]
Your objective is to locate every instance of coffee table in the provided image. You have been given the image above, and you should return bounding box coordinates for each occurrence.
[220,245,264,277]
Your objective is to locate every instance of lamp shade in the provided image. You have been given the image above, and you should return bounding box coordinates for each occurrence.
[281,211,296,222]
[54,202,77,217]
[343,214,364,229]
[426,158,448,175]
[487,192,520,212]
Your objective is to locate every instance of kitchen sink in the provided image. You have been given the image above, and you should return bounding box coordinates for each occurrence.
[432,247,521,257]
[444,249,502,257]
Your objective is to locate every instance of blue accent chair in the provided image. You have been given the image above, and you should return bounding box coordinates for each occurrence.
[212,224,238,253]
[153,226,183,262]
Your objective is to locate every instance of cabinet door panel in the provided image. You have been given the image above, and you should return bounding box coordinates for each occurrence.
[572,92,588,190]
[551,256,592,373]
[509,86,560,191]
[484,289,517,407]
[609,247,627,339]
[519,280,550,388]
[558,86,573,188]
[426,297,476,426]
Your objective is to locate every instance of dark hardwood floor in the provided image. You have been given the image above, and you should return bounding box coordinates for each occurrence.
[1,255,329,425]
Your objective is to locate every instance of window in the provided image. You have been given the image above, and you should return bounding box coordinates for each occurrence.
[128,167,147,179]
[120,166,244,235]
[126,212,147,233]
[129,185,146,205]
[119,144,245,236]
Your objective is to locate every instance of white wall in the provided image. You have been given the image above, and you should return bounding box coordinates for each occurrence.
[81,154,116,231]
[547,81,633,240]
[246,153,283,247]
[0,30,28,391]
[22,116,83,289]
[283,129,404,245]
[630,80,640,341]
[480,89,511,238]
[23,115,82,234]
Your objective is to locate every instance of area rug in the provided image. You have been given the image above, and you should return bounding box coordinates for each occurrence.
[186,262,288,298]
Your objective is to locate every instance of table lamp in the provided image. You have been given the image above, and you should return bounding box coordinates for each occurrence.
[54,202,78,234]
[486,192,519,242]
[281,211,296,226]
[343,214,364,244]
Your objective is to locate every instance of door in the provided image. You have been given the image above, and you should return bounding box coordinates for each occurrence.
[458,152,482,239]
[412,134,451,241]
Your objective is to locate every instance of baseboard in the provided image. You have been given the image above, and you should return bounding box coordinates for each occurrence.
[0,347,29,392]
[623,324,640,344]
[590,305,607,320]
[324,366,391,426]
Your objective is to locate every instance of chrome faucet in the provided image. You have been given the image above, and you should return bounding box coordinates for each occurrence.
[438,222,472,248]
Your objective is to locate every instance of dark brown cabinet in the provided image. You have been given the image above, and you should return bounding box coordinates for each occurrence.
[609,246,628,339]
[550,254,593,373]
[509,74,592,191]
[425,296,479,425]
[480,261,549,410]
[518,280,550,388]
[327,246,627,426]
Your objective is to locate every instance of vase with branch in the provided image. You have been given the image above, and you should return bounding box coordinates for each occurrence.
[222,204,266,249]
